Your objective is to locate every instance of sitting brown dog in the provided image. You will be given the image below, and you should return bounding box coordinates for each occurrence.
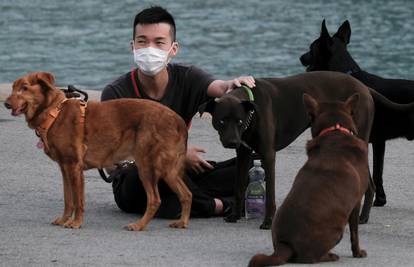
[249,93,368,266]
[4,72,191,231]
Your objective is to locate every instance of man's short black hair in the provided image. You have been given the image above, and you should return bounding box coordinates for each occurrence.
[133,6,176,41]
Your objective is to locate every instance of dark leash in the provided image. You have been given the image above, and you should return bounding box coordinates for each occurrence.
[61,84,89,101]
[98,168,114,183]
[98,161,136,183]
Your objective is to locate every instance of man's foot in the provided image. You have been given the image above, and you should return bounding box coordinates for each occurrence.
[214,198,233,216]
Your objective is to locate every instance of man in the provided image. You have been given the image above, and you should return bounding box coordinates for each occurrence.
[101,6,255,218]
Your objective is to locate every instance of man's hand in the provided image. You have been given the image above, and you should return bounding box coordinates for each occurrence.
[186,146,214,174]
[207,75,256,97]
[227,75,256,92]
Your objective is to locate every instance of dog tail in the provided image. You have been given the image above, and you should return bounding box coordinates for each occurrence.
[248,243,293,267]
[369,87,414,111]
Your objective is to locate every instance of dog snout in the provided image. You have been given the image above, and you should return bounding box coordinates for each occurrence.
[222,139,241,149]
[300,53,310,66]
[4,101,12,109]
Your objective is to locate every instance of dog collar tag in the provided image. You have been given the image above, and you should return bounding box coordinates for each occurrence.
[36,140,44,149]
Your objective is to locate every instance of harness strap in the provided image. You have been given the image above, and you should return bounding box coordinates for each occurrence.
[131,69,141,98]
[36,99,87,152]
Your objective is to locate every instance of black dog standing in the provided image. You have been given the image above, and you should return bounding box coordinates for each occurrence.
[300,20,414,217]
[200,72,376,229]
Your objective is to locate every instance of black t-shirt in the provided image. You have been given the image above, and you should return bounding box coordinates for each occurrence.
[101,63,215,125]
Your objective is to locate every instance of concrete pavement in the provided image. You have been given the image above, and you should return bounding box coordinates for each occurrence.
[1,86,414,266]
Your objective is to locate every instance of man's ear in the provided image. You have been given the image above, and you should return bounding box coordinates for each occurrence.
[198,99,216,116]
[344,93,360,115]
[333,20,351,44]
[303,93,319,120]
[130,40,135,52]
[170,41,179,58]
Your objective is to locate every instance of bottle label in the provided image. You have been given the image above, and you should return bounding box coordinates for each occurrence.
[245,197,265,219]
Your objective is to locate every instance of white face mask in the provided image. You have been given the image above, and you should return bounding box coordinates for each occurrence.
[133,44,175,76]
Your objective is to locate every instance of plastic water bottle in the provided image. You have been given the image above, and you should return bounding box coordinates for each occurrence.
[245,160,266,220]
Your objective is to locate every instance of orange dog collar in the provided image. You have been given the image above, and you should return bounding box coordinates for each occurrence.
[318,123,354,137]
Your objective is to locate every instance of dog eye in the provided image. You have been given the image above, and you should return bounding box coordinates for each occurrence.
[219,120,224,125]
[238,120,243,125]
[22,86,28,91]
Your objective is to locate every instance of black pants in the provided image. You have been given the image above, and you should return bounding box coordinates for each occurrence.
[112,158,239,219]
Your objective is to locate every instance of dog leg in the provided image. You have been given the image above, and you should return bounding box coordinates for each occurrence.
[372,141,387,206]
[319,252,339,262]
[126,167,160,231]
[260,152,276,230]
[349,202,367,258]
[248,243,293,267]
[225,146,252,223]
[359,171,374,224]
[52,165,74,226]
[61,163,84,229]
[164,176,192,228]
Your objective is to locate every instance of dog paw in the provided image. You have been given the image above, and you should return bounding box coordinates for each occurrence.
[327,252,339,261]
[224,214,240,223]
[320,252,339,262]
[169,220,188,229]
[373,197,386,207]
[358,215,369,224]
[353,249,367,258]
[125,223,145,231]
[51,217,69,226]
[259,219,272,230]
[63,219,82,229]
[51,217,65,226]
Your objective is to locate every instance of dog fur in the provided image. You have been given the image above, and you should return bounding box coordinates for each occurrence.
[300,20,414,211]
[199,71,375,229]
[4,72,191,231]
[248,94,368,266]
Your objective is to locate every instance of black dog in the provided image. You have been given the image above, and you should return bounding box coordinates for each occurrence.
[249,93,368,266]
[300,20,414,212]
[199,71,375,229]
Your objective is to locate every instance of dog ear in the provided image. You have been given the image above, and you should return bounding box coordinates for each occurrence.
[303,93,319,120]
[198,99,216,116]
[37,76,56,93]
[320,19,333,48]
[33,72,55,85]
[344,93,360,115]
[333,20,351,44]
[320,19,331,38]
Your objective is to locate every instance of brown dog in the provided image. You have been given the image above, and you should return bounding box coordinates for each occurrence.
[4,72,191,231]
[249,93,368,266]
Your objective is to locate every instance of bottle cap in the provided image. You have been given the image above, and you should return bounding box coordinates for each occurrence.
[253,160,261,167]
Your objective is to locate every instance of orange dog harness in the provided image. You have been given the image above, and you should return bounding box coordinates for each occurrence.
[35,98,87,152]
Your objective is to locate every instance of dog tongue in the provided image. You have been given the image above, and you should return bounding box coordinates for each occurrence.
[36,140,44,149]
[11,107,23,116]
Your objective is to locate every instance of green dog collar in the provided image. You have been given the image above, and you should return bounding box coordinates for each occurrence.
[241,85,254,101]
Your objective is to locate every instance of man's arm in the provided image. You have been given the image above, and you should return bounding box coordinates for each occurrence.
[207,76,256,97]
[101,84,119,101]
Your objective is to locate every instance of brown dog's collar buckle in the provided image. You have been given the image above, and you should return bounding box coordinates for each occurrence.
[318,123,354,137]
